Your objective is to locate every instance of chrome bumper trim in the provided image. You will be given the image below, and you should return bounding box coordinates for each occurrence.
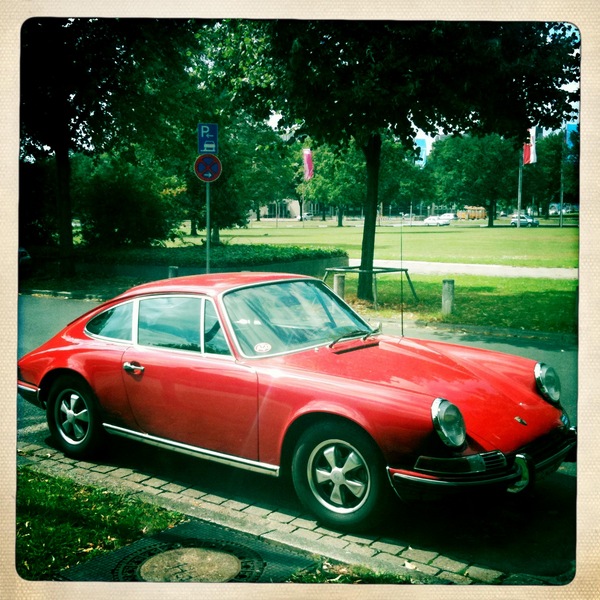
[390,468,519,488]
[389,436,577,490]
[17,382,43,408]
[103,423,280,477]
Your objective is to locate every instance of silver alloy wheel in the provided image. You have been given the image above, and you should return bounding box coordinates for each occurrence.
[306,438,371,514]
[55,388,91,445]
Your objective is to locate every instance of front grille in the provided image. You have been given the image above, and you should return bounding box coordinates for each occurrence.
[481,451,507,474]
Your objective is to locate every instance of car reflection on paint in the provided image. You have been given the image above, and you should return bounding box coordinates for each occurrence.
[17,272,576,531]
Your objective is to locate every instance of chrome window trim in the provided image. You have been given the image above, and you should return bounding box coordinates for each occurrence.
[87,293,234,358]
[84,298,136,343]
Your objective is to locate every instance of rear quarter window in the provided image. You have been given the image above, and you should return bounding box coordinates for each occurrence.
[86,302,133,341]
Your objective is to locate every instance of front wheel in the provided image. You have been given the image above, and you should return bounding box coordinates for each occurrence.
[47,375,106,458]
[292,421,391,531]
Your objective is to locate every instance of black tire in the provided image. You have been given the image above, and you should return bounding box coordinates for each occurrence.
[292,421,390,531]
[47,375,106,458]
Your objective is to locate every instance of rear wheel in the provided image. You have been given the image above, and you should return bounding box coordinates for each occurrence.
[292,421,390,531]
[47,375,105,458]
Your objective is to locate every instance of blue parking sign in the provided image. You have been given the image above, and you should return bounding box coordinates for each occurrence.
[198,123,218,155]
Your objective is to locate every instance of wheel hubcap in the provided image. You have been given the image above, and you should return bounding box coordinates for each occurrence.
[308,440,370,514]
[57,391,90,444]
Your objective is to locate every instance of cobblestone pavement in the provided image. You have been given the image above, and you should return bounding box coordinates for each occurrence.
[16,439,572,586]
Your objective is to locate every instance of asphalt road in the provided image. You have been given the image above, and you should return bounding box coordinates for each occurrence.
[16,295,578,579]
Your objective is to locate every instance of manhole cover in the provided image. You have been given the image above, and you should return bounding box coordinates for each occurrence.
[57,518,315,583]
[114,539,265,583]
[139,547,242,582]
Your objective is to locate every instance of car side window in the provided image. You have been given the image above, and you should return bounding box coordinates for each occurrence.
[138,296,201,352]
[86,302,133,341]
[204,300,231,356]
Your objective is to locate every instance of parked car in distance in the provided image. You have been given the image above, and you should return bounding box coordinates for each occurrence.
[423,216,451,226]
[17,273,576,531]
[296,213,313,221]
[510,215,540,227]
[440,213,457,220]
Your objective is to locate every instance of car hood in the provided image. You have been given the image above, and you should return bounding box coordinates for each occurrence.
[262,335,563,450]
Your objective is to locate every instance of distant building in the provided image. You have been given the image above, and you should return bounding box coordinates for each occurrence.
[415,138,428,166]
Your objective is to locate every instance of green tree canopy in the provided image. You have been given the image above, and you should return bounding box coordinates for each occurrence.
[255,21,580,299]
[297,141,365,225]
[20,18,201,271]
[426,134,518,224]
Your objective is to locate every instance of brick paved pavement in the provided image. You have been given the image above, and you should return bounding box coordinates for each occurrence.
[17,440,567,586]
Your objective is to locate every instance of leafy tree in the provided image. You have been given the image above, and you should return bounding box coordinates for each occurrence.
[20,18,200,273]
[426,134,518,224]
[521,128,580,218]
[256,21,580,300]
[379,139,432,217]
[563,127,580,207]
[71,150,183,247]
[19,158,59,247]
[297,142,365,225]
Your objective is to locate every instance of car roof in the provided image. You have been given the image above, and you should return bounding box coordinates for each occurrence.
[112,272,313,301]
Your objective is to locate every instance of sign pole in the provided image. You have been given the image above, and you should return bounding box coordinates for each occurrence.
[205,182,211,274]
[194,151,222,275]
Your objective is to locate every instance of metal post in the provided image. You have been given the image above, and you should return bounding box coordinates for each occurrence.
[442,279,455,315]
[205,182,211,274]
[333,274,345,299]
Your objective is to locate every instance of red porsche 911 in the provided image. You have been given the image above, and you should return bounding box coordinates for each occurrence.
[17,272,576,531]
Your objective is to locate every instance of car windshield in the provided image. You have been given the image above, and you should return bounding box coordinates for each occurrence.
[223,279,372,357]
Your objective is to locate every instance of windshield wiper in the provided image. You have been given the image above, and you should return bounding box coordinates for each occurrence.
[328,329,374,348]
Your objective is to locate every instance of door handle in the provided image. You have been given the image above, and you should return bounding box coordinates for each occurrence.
[123,361,145,373]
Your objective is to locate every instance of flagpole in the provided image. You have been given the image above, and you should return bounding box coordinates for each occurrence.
[559,125,565,229]
[517,153,523,229]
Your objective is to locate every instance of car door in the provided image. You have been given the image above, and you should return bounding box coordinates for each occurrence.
[122,295,259,460]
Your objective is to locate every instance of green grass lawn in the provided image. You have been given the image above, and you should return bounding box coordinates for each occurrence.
[16,466,183,580]
[345,274,578,334]
[175,220,579,268]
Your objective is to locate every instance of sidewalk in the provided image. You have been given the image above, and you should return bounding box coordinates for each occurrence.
[349,259,578,280]
[17,441,570,586]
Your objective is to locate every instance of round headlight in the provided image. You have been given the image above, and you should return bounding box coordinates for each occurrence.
[535,362,561,404]
[431,398,466,449]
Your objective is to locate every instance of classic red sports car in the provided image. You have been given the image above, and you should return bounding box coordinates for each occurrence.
[17,272,576,531]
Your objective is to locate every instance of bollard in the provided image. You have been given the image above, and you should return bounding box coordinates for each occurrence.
[442,279,454,315]
[333,274,346,299]
[168,266,179,278]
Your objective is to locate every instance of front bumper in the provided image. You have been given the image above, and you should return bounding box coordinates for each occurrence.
[388,427,577,500]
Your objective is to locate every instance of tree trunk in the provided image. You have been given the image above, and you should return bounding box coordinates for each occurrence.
[211,225,221,245]
[357,134,382,301]
[337,206,344,227]
[55,123,75,277]
[487,199,496,227]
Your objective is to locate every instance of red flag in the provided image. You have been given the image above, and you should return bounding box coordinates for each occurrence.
[303,148,314,180]
[523,127,537,165]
